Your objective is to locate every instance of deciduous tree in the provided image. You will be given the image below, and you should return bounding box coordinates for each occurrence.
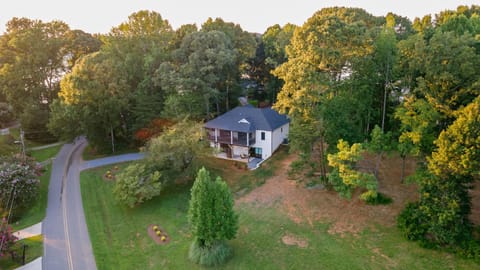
[145,119,207,182]
[327,140,377,201]
[113,163,162,208]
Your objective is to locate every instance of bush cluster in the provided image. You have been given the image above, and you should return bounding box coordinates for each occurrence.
[188,240,232,267]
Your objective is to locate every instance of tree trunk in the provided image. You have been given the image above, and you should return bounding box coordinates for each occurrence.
[110,125,115,153]
[381,63,389,132]
[225,84,229,111]
[204,95,210,120]
[374,152,382,180]
[319,136,327,182]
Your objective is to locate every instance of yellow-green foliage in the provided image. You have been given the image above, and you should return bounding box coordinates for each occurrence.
[327,139,377,201]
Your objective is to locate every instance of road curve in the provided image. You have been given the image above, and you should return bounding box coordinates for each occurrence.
[43,138,145,270]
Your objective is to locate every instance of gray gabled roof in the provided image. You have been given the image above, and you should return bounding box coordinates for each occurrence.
[204,105,289,132]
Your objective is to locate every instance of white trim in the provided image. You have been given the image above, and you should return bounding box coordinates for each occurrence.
[238,118,250,124]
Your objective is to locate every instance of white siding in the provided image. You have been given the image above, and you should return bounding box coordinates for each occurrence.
[251,122,289,160]
[252,130,272,159]
[271,122,289,155]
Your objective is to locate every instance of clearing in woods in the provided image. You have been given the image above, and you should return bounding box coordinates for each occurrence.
[237,152,480,235]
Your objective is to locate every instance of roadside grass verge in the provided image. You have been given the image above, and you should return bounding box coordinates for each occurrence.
[1,127,60,158]
[28,144,62,162]
[0,235,43,270]
[81,161,479,270]
[0,133,19,157]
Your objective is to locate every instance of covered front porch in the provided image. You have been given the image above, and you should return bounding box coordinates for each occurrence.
[206,128,256,146]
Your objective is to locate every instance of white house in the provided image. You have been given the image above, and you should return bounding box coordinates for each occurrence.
[204,105,289,169]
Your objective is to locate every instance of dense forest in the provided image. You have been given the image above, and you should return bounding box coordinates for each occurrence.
[0,5,479,257]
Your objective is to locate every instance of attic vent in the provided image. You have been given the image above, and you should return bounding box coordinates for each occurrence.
[238,118,250,124]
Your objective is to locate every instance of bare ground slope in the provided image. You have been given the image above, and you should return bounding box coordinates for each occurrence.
[238,153,427,235]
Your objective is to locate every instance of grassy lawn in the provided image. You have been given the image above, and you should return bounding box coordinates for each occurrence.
[201,146,289,194]
[81,160,479,269]
[1,127,61,158]
[0,133,19,157]
[0,235,43,270]
[28,144,62,162]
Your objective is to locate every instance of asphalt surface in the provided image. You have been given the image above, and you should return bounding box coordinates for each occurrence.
[43,138,145,270]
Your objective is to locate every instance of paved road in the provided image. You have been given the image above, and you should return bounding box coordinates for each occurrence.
[81,152,145,170]
[43,138,145,270]
[43,141,77,270]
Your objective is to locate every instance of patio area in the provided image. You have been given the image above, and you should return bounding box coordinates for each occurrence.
[214,152,263,170]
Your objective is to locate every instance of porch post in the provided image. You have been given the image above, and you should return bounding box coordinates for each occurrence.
[247,132,249,146]
[215,129,218,142]
[230,131,233,144]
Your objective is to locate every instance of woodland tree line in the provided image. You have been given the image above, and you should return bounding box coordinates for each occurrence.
[0,6,479,258]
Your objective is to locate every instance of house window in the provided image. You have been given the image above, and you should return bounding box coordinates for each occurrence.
[281,127,283,133]
[261,132,265,141]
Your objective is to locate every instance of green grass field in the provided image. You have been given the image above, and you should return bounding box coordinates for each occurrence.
[28,144,62,162]
[81,162,479,270]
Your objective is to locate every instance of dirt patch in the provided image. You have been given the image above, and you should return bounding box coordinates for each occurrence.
[147,224,171,245]
[237,153,420,236]
[282,233,308,248]
[371,247,398,268]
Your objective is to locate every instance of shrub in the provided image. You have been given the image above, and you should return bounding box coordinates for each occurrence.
[288,159,305,177]
[0,156,40,219]
[397,202,428,242]
[327,140,378,201]
[365,192,393,205]
[327,169,352,199]
[457,239,480,260]
[0,217,17,257]
[134,118,174,144]
[188,240,232,267]
[113,163,162,208]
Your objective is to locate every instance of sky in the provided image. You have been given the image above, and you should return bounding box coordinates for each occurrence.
[0,1,477,34]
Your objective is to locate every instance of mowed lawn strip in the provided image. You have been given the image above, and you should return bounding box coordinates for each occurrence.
[29,144,62,162]
[80,162,479,269]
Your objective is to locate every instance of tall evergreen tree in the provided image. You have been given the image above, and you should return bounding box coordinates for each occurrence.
[188,167,238,266]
